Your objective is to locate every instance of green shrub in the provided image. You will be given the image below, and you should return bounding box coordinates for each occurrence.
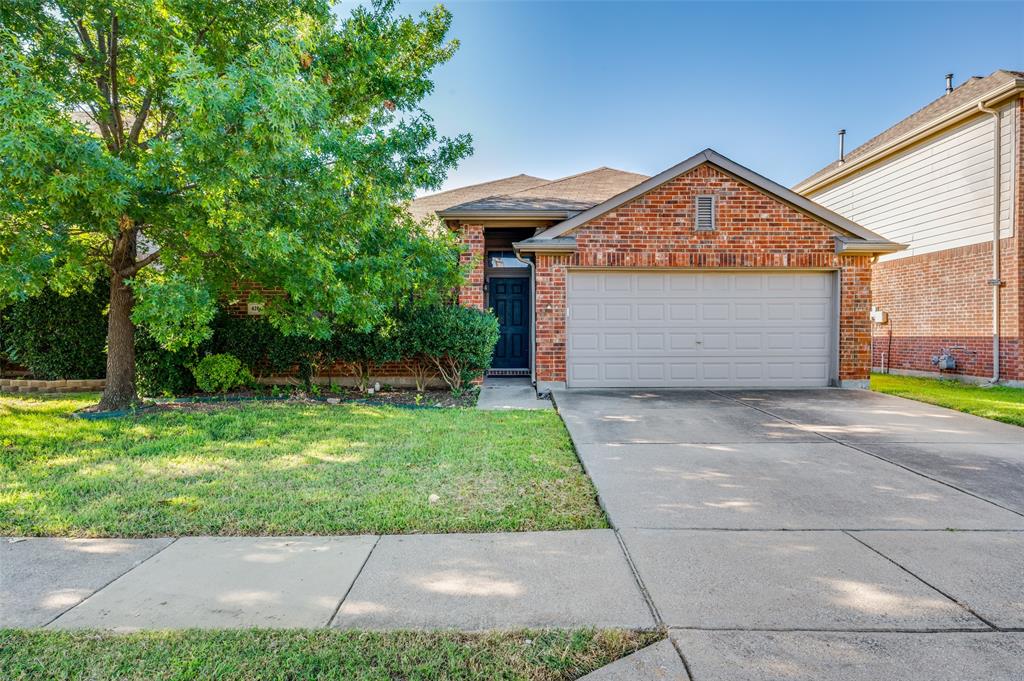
[396,307,436,392]
[0,280,108,379]
[411,306,498,393]
[192,353,255,394]
[135,330,201,397]
[210,313,325,387]
[331,322,402,391]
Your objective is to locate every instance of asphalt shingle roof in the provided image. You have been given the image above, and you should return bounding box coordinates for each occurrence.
[439,167,649,215]
[797,69,1024,190]
[408,174,550,221]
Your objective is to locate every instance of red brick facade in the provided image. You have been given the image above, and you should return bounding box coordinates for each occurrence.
[870,238,1022,382]
[868,97,1024,384]
[457,224,485,310]
[459,164,875,387]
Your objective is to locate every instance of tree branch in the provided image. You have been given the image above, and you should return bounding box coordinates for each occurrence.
[121,248,161,277]
[108,14,125,150]
[73,19,96,57]
[128,90,153,146]
[139,111,175,149]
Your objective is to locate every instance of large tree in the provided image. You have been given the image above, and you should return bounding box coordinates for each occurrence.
[0,0,470,409]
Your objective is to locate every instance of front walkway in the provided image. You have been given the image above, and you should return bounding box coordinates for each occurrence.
[476,376,552,410]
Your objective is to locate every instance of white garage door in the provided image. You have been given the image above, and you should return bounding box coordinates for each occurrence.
[566,271,835,388]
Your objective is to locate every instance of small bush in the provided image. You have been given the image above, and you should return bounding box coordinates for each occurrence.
[0,280,108,379]
[135,330,201,397]
[331,322,402,391]
[192,354,255,394]
[211,313,324,387]
[396,308,436,392]
[412,306,498,393]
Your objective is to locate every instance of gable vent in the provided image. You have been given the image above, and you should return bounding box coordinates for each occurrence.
[695,195,716,231]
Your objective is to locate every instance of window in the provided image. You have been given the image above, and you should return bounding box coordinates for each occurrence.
[695,195,716,231]
[487,250,528,269]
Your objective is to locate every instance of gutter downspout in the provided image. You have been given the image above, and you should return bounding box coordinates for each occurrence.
[978,101,1003,383]
[513,251,537,387]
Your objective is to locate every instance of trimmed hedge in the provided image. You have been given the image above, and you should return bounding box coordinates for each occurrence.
[1,284,498,394]
[211,307,499,393]
[0,281,109,380]
[406,305,499,393]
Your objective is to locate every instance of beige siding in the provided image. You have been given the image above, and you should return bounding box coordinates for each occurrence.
[811,100,1018,260]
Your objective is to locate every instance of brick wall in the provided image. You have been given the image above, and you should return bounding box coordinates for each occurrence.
[457,224,485,310]
[531,164,873,385]
[870,238,1021,381]
[869,97,1023,383]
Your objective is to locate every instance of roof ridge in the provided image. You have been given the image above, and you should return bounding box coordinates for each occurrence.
[415,173,547,201]
[502,166,646,197]
[796,68,1024,190]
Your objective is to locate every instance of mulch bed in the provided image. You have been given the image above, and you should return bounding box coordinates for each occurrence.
[73,386,478,419]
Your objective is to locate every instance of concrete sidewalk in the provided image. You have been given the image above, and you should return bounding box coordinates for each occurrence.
[3,530,653,632]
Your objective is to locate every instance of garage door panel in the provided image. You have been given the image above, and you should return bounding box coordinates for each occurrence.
[701,303,730,321]
[669,304,697,320]
[636,304,665,321]
[636,275,666,292]
[602,276,633,293]
[567,272,834,388]
[669,275,699,292]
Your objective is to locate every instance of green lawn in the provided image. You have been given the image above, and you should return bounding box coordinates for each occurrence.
[0,629,661,681]
[870,373,1024,427]
[0,394,606,537]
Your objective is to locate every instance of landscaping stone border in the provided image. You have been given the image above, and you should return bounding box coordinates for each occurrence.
[0,378,105,394]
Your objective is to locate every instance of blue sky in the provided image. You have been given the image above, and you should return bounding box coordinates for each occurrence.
[360,1,1024,191]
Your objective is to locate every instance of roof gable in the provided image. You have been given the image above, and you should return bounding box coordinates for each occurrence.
[528,149,897,250]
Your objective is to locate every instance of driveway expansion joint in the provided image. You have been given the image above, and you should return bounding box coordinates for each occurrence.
[841,531,999,630]
[614,529,664,628]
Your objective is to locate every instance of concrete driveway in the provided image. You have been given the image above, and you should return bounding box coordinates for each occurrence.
[554,388,1024,680]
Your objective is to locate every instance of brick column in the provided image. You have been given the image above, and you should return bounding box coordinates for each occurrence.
[534,253,568,386]
[457,224,485,309]
[839,255,872,385]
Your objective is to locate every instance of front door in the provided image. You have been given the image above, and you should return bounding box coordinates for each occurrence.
[489,277,530,369]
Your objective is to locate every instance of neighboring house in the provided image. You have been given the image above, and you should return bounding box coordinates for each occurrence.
[795,70,1024,385]
[414,149,901,391]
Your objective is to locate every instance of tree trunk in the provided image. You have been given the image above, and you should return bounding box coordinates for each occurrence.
[98,228,139,411]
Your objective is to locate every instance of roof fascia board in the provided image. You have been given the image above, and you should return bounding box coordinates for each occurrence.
[834,236,907,255]
[437,209,573,219]
[795,79,1024,194]
[532,149,890,244]
[512,240,578,254]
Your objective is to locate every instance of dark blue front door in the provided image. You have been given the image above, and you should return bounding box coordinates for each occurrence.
[489,277,530,369]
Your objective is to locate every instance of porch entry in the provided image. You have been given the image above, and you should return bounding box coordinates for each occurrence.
[488,275,530,373]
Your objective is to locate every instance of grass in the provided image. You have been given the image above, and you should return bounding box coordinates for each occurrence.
[0,628,662,681]
[0,394,607,537]
[870,373,1024,427]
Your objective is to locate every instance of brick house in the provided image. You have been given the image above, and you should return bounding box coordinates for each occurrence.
[416,149,901,391]
[796,70,1024,386]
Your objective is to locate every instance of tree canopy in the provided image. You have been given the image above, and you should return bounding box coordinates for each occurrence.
[0,0,472,408]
